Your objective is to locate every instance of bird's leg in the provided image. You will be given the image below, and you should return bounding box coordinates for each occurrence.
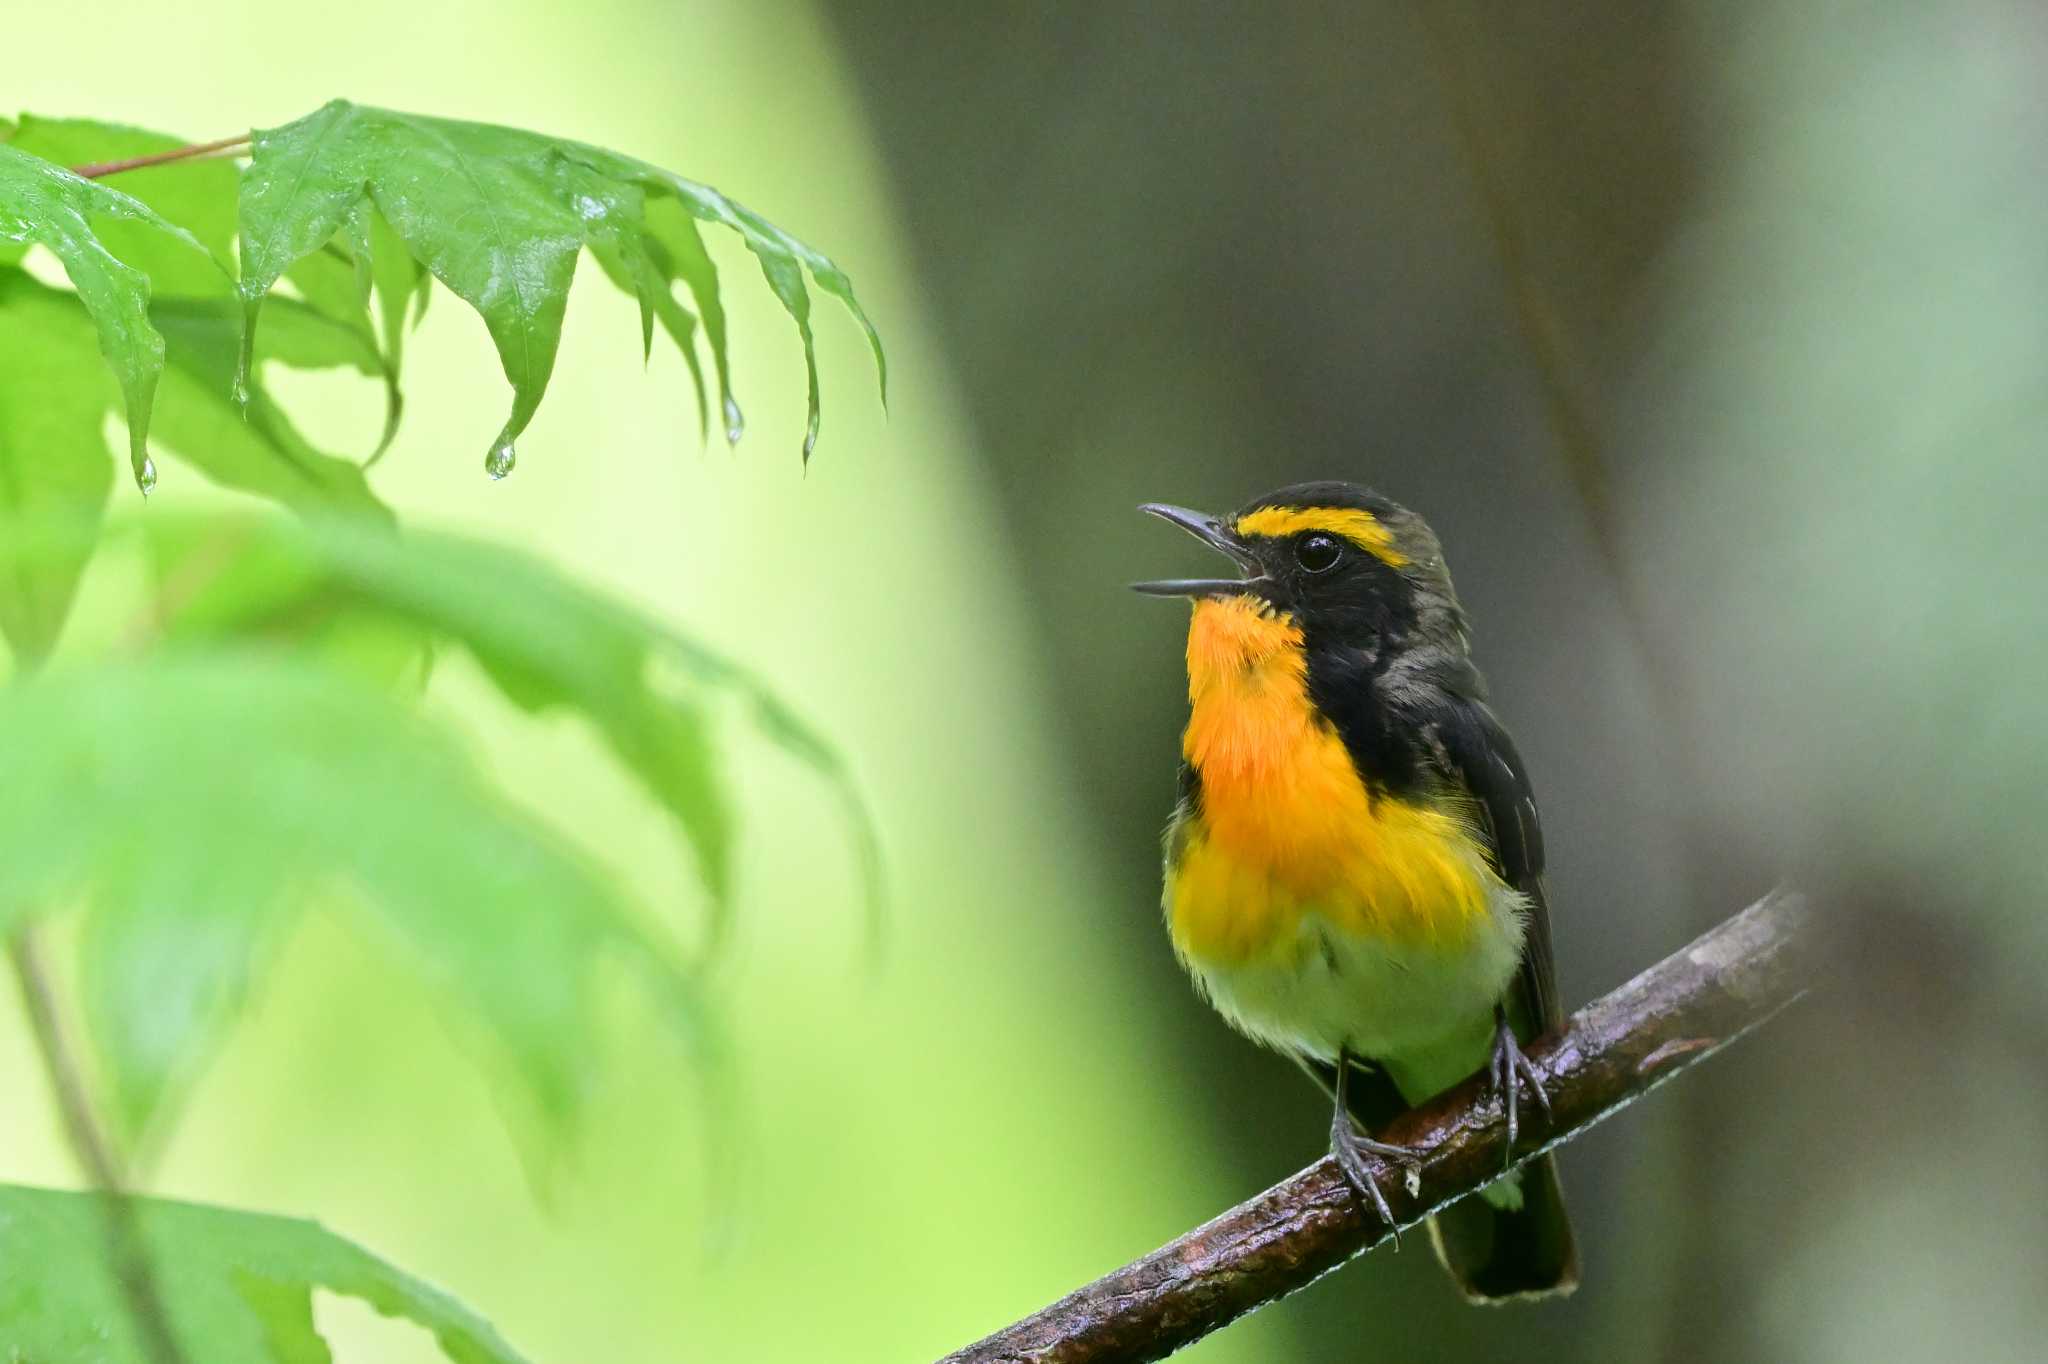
[1487,1004,1553,1168]
[1327,1049,1426,1246]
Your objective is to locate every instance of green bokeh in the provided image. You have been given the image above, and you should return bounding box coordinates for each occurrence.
[2,3,1276,1360]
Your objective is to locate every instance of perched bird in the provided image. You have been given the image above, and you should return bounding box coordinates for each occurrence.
[1133,481,1577,1303]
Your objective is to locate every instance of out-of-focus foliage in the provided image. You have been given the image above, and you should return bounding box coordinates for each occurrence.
[0,502,893,1357]
[142,511,879,953]
[0,1183,527,1364]
[18,648,718,1165]
[0,508,876,1168]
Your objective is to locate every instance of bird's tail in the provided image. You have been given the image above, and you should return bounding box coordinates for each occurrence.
[1426,1151,1578,1303]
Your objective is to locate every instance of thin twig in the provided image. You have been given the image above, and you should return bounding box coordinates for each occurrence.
[938,889,1814,1364]
[8,931,190,1364]
[69,134,251,181]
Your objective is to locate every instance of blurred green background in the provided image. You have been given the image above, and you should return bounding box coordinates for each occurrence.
[7,2,2046,1361]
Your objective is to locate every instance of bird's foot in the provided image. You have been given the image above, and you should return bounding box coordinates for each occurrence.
[1488,1008,1553,1169]
[1328,1108,1426,1248]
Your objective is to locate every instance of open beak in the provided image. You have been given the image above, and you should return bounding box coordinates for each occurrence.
[1130,503,1270,599]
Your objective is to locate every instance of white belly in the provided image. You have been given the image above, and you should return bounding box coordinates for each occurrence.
[1183,884,1527,1072]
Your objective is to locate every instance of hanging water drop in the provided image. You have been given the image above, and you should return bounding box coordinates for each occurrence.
[234,294,262,416]
[723,395,745,447]
[134,454,158,496]
[485,439,517,480]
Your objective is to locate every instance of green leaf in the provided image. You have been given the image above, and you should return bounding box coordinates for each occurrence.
[0,275,385,663]
[1,114,239,293]
[148,512,880,953]
[644,199,738,441]
[2,118,406,461]
[146,292,388,513]
[0,507,873,1159]
[0,649,724,1164]
[0,289,115,664]
[0,1182,528,1364]
[237,99,883,469]
[0,141,217,490]
[234,291,387,378]
[77,830,290,1158]
[280,211,424,461]
[585,200,710,439]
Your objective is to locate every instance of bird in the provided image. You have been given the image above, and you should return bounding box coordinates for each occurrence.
[1132,480,1577,1303]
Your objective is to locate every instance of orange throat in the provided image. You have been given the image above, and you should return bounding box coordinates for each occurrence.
[1170,596,1492,963]
[1180,596,1355,870]
[1183,597,1314,785]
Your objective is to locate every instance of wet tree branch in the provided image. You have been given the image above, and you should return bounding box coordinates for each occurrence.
[938,889,1815,1364]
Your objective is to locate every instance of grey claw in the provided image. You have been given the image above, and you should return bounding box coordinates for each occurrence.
[1329,1118,1405,1249]
[1489,1013,1553,1169]
[1327,1048,1425,1247]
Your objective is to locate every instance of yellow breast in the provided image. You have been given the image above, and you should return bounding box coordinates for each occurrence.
[1167,596,1495,967]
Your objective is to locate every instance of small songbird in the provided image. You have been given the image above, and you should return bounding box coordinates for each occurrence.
[1134,481,1577,1303]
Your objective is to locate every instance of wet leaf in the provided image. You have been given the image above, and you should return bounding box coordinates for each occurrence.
[2,117,405,459]
[0,141,217,489]
[238,100,883,468]
[1,114,237,293]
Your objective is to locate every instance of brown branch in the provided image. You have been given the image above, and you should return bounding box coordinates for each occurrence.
[938,889,1815,1364]
[69,134,250,180]
[8,931,190,1364]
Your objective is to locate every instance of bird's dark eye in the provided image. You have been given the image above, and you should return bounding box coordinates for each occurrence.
[1295,533,1343,573]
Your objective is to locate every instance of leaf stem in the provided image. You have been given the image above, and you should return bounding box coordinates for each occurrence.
[69,134,251,181]
[8,930,190,1364]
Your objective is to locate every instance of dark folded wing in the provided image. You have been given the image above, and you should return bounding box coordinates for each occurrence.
[1428,697,1563,1031]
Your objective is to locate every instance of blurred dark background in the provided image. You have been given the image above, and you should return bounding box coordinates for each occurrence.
[820,3,2048,1359]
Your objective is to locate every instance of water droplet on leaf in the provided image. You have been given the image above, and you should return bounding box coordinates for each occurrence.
[229,374,251,410]
[485,439,517,480]
[723,396,745,447]
[134,455,158,495]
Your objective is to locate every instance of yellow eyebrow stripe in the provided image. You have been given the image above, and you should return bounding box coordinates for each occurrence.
[1233,506,1408,566]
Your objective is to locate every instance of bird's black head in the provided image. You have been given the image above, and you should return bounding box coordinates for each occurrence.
[1133,481,1463,651]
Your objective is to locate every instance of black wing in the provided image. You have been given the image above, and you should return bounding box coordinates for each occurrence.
[1428,697,1563,1032]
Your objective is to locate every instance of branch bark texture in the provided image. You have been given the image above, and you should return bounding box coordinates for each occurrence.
[940,889,1814,1364]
